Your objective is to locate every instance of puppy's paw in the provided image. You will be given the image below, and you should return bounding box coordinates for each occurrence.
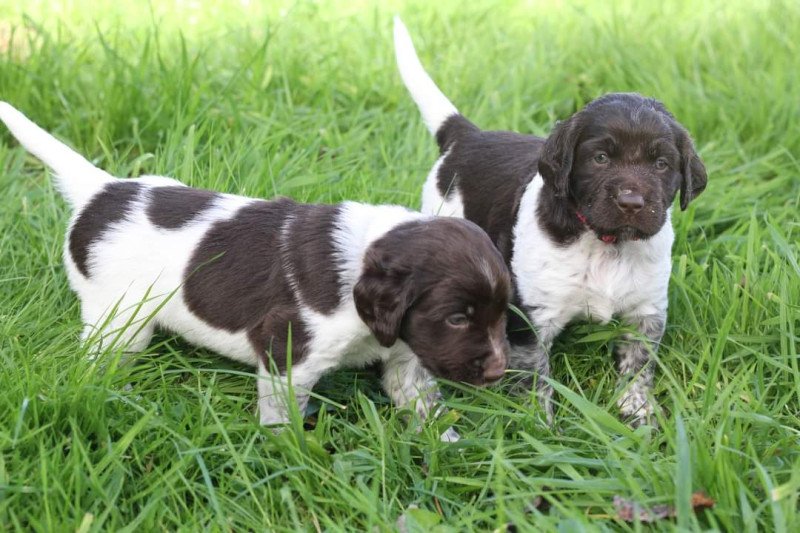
[258,405,290,428]
[439,426,461,443]
[618,387,658,429]
[533,381,555,426]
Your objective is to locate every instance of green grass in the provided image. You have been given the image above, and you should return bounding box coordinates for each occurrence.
[1,0,798,530]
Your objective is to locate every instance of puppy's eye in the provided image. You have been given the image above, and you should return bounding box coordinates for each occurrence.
[593,152,610,164]
[446,313,470,327]
[655,157,669,170]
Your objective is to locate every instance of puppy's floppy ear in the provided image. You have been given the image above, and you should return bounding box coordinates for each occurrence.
[676,129,707,210]
[353,253,415,348]
[538,115,582,199]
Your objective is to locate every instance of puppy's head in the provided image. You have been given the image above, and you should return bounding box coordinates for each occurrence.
[539,93,707,242]
[354,218,510,386]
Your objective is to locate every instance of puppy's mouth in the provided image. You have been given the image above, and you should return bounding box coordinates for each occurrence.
[474,368,507,387]
[597,225,651,243]
[577,208,663,243]
[481,375,505,387]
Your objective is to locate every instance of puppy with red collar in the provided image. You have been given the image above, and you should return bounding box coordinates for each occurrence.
[0,102,511,440]
[394,19,707,426]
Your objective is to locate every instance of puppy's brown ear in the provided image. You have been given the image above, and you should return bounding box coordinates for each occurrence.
[677,131,707,210]
[538,115,582,199]
[353,255,415,347]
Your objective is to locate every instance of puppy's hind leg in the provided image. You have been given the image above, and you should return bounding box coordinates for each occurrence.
[79,289,163,359]
[508,320,561,425]
[382,349,459,442]
[79,293,159,398]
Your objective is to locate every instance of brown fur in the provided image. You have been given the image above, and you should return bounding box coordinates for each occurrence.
[355,218,510,386]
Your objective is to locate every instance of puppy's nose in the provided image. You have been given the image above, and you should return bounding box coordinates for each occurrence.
[483,352,507,382]
[616,191,645,214]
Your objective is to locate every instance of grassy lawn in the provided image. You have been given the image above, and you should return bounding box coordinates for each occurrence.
[1,0,798,530]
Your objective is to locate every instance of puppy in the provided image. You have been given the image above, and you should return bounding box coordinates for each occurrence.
[0,102,511,440]
[393,19,707,426]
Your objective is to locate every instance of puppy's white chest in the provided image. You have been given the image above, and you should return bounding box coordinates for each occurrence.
[539,241,639,323]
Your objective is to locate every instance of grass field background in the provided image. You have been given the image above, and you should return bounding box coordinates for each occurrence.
[1,0,798,530]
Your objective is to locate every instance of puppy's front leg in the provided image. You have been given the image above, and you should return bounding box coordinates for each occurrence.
[616,312,665,427]
[382,350,459,442]
[257,358,323,428]
[508,321,561,424]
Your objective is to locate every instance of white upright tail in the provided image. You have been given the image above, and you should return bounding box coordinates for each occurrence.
[393,17,459,135]
[0,101,114,210]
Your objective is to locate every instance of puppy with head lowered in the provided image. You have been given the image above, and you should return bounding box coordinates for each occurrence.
[0,102,510,441]
[394,19,707,426]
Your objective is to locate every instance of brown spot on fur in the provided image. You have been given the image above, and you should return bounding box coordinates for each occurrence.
[282,204,342,313]
[146,186,217,229]
[435,114,540,263]
[183,198,342,369]
[68,181,142,277]
[183,198,297,333]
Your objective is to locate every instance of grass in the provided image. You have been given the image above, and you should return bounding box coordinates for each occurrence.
[0,0,798,530]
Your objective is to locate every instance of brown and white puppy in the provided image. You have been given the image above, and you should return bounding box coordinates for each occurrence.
[394,19,707,426]
[0,101,511,440]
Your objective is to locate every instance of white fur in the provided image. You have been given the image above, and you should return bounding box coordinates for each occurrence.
[393,17,458,135]
[512,175,672,334]
[1,101,459,439]
[420,151,464,217]
[333,201,422,293]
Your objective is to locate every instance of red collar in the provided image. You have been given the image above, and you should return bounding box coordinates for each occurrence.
[576,211,617,244]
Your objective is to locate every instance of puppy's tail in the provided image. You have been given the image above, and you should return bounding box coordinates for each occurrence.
[393,17,460,137]
[0,101,114,210]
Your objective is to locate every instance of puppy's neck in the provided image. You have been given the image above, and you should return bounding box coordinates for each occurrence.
[334,202,423,292]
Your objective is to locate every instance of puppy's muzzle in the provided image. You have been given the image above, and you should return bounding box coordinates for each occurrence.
[482,344,509,384]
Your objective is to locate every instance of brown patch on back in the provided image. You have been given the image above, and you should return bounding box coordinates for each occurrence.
[68,181,142,277]
[184,198,343,369]
[183,198,297,333]
[146,186,217,229]
[434,114,541,263]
